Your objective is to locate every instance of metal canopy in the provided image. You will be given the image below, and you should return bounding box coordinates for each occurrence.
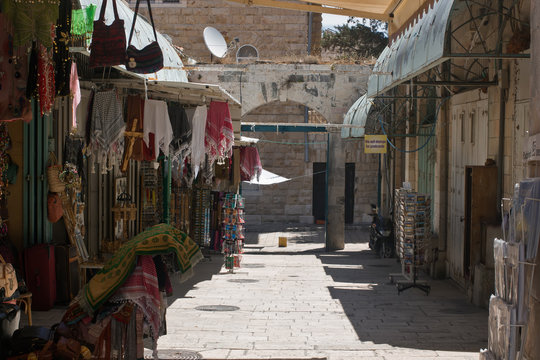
[367,0,530,98]
[367,0,455,97]
[341,94,371,138]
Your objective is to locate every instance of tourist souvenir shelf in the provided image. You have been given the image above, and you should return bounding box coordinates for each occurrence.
[222,193,245,272]
[172,187,191,234]
[140,162,162,230]
[391,188,432,295]
[192,188,212,247]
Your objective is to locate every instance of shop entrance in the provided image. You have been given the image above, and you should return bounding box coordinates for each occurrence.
[312,162,326,222]
[345,163,355,224]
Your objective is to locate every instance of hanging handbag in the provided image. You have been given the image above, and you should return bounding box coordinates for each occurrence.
[47,192,64,223]
[89,0,126,68]
[125,0,164,74]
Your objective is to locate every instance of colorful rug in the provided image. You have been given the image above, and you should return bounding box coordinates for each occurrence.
[79,223,202,315]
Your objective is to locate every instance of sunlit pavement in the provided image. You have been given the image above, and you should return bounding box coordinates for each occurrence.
[156,224,488,360]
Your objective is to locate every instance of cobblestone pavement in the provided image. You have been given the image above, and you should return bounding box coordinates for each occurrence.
[155,224,488,359]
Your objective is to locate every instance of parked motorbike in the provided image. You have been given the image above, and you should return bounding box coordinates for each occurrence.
[369,204,395,258]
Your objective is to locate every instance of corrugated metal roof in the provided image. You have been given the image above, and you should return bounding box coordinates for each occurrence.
[366,0,455,97]
[341,94,371,138]
[79,0,188,82]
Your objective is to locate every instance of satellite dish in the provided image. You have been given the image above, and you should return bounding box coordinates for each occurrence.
[203,27,228,58]
[236,44,259,63]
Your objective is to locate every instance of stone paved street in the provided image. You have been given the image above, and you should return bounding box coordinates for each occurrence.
[25,224,488,359]
[155,224,488,359]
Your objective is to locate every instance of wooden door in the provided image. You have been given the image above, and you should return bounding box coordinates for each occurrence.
[465,166,498,276]
[448,97,489,281]
[312,162,326,222]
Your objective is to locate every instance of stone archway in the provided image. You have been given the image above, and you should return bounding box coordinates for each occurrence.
[190,63,374,250]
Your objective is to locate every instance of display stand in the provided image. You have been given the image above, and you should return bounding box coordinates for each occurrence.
[222,193,244,273]
[391,188,432,295]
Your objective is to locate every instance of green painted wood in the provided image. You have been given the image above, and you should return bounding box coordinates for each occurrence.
[418,125,435,226]
[37,111,44,243]
[28,103,36,245]
[23,110,30,248]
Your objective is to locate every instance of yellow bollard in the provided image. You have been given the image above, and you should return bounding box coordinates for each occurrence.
[278,237,287,247]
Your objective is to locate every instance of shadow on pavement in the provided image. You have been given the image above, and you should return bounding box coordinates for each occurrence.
[166,253,224,305]
[317,249,488,353]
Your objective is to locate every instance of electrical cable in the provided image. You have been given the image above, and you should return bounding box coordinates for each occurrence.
[379,96,451,153]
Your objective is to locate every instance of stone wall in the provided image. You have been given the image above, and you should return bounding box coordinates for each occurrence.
[135,0,321,62]
[241,102,378,224]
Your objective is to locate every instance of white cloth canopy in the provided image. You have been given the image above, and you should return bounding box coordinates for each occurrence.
[243,169,290,185]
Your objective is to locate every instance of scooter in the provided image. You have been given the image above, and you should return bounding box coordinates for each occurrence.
[369,204,395,258]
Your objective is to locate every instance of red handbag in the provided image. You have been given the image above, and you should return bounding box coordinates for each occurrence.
[89,0,126,68]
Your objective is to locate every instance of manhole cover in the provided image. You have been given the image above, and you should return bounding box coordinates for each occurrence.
[242,263,265,268]
[288,275,299,278]
[195,305,240,312]
[145,350,202,360]
[227,279,259,283]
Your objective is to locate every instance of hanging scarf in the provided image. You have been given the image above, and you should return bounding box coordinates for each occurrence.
[240,146,262,181]
[204,101,234,168]
[2,0,60,48]
[38,42,56,115]
[0,14,31,122]
[70,63,80,129]
[53,0,72,96]
[189,105,206,180]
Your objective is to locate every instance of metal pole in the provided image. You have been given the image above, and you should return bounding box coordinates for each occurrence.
[377,153,381,210]
[325,132,329,252]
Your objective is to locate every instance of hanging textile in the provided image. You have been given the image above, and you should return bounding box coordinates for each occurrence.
[37,42,56,115]
[240,146,262,181]
[77,224,202,314]
[0,14,31,122]
[53,0,72,97]
[143,99,172,160]
[70,63,80,129]
[204,101,234,168]
[110,255,161,356]
[168,102,191,162]
[1,0,60,48]
[88,89,125,173]
[190,105,207,179]
[71,5,96,46]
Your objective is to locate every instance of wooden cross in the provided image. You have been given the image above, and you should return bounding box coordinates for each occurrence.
[121,117,143,173]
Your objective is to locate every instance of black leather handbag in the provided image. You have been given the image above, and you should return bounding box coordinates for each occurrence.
[125,0,164,74]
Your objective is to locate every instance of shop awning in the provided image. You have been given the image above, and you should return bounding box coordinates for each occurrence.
[79,0,188,82]
[366,0,455,97]
[243,169,290,186]
[342,94,371,138]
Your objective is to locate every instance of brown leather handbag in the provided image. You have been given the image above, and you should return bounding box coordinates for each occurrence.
[89,0,126,67]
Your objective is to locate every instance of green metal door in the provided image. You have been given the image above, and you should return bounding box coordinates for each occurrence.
[23,101,52,246]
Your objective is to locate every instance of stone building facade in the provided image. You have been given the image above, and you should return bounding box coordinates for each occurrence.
[139,1,375,224]
[135,0,322,62]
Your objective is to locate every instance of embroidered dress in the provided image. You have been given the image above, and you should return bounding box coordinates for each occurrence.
[143,99,173,160]
[38,43,55,115]
[204,101,234,168]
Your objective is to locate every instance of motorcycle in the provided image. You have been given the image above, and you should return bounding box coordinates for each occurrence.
[369,204,395,258]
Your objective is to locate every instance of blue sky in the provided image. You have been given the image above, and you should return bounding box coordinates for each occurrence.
[321,14,352,30]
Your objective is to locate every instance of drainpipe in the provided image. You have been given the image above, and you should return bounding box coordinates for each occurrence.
[496,0,505,214]
[305,11,313,163]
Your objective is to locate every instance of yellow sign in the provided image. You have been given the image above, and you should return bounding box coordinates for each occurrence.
[364,135,387,154]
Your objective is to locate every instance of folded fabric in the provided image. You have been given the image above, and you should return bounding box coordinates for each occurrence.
[143,99,173,159]
[240,146,262,181]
